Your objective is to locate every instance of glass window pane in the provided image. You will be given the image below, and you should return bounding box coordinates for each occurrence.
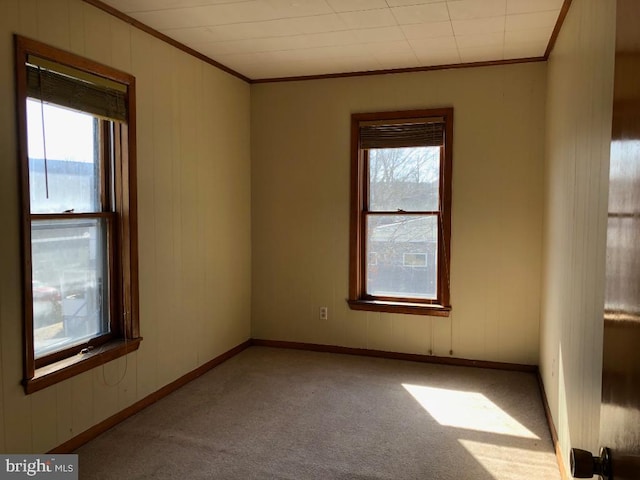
[366,215,438,300]
[369,147,440,212]
[26,99,100,214]
[31,218,110,358]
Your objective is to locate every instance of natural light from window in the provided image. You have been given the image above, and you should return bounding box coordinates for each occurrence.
[26,100,109,358]
[458,439,558,477]
[27,99,94,162]
[402,384,539,439]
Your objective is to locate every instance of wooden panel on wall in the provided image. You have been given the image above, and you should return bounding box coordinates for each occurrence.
[68,1,85,55]
[540,0,616,472]
[175,53,200,375]
[340,306,368,350]
[70,371,94,438]
[31,387,57,452]
[432,316,452,358]
[110,14,132,73]
[83,3,111,65]
[17,0,38,39]
[196,64,217,360]
[152,40,178,389]
[115,354,138,411]
[2,386,32,453]
[129,26,158,401]
[55,381,73,446]
[92,361,122,423]
[35,0,70,49]
[366,312,393,352]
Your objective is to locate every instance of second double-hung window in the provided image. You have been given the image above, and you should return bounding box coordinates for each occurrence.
[348,108,453,316]
[16,36,140,393]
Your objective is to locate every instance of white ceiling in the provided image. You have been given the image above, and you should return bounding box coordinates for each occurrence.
[100,0,565,80]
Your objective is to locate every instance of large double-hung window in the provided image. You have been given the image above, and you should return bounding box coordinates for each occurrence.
[348,108,453,316]
[15,36,140,393]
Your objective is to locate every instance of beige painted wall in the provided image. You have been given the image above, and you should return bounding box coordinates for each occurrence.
[251,62,546,365]
[540,0,616,471]
[0,0,251,453]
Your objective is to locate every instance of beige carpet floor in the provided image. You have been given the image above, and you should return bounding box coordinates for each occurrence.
[76,347,560,479]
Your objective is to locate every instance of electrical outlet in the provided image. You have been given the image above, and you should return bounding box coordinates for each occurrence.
[319,306,328,320]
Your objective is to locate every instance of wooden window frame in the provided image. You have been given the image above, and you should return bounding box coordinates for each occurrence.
[347,108,453,317]
[15,35,141,394]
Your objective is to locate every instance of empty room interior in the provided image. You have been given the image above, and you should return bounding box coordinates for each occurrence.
[1,0,638,478]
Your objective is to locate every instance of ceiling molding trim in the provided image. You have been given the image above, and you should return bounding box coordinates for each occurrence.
[82,0,568,86]
[251,57,546,85]
[82,0,251,83]
[544,0,574,59]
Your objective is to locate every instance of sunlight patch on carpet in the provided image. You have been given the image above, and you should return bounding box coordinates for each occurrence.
[458,439,559,478]
[402,384,539,439]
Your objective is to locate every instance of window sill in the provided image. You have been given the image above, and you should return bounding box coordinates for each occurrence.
[347,299,451,317]
[23,337,142,395]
